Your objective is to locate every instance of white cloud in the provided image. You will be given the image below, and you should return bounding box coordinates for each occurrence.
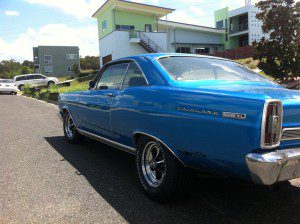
[24,0,105,19]
[0,23,99,61]
[4,10,20,16]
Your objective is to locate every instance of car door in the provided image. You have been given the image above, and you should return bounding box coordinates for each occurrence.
[33,74,47,86]
[77,62,130,139]
[111,61,148,146]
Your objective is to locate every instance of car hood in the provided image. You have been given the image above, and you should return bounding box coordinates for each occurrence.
[172,80,300,102]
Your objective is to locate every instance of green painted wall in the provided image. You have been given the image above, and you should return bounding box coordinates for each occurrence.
[114,10,156,32]
[97,5,115,39]
[214,7,230,49]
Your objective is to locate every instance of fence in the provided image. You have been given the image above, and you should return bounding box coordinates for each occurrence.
[213,46,255,60]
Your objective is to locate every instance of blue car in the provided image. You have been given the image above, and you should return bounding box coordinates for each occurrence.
[58,53,300,200]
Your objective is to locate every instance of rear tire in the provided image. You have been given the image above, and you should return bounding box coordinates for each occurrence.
[47,81,55,86]
[18,84,24,91]
[136,136,191,202]
[63,112,81,144]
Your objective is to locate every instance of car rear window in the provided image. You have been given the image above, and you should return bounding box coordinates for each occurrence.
[158,56,270,82]
[0,80,12,83]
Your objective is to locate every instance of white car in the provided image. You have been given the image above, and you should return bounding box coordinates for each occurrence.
[0,79,18,95]
[13,74,59,91]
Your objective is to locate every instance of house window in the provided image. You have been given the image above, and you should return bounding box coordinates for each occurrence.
[115,25,135,30]
[195,47,210,54]
[176,47,191,53]
[66,54,77,59]
[67,67,73,72]
[45,66,53,73]
[225,19,228,29]
[225,34,228,41]
[44,55,52,64]
[102,20,107,31]
[216,20,224,29]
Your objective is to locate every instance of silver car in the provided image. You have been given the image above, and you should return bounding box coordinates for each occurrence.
[13,74,59,91]
[0,79,18,95]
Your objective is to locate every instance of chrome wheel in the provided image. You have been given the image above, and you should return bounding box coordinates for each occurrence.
[141,141,166,187]
[64,114,75,138]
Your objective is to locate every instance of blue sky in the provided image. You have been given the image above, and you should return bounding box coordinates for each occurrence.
[0,0,260,61]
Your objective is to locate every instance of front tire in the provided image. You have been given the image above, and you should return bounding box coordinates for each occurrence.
[63,112,81,144]
[136,136,191,202]
[18,84,24,91]
[47,81,55,86]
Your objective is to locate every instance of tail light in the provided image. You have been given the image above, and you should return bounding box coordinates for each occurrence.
[261,99,283,149]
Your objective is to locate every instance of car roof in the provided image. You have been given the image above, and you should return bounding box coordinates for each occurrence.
[14,73,43,77]
[110,53,231,64]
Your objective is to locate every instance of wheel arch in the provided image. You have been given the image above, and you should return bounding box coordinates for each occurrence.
[61,106,78,128]
[132,131,187,167]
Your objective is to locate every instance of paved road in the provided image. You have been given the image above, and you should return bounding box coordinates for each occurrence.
[0,94,300,224]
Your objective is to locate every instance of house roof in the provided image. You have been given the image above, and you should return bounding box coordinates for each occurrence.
[92,0,174,18]
[158,20,225,34]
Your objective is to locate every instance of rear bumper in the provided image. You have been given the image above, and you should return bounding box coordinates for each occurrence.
[246,148,300,185]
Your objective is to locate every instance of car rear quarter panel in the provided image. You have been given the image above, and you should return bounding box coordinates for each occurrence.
[111,86,266,179]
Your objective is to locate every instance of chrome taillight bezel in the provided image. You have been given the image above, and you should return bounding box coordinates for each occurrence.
[260,99,283,149]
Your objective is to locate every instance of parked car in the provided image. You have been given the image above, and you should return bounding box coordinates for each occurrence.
[13,74,59,90]
[0,79,17,95]
[58,53,300,201]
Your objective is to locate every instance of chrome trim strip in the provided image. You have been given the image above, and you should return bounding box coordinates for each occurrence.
[132,131,187,167]
[260,99,283,149]
[77,128,136,155]
[281,127,300,141]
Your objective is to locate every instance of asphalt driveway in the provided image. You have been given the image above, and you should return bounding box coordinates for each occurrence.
[0,94,299,224]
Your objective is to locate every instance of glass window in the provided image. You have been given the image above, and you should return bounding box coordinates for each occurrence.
[96,63,129,90]
[195,47,210,54]
[44,55,52,64]
[66,54,77,59]
[45,66,53,73]
[115,25,135,30]
[102,20,107,31]
[158,56,271,83]
[216,20,224,29]
[122,62,147,88]
[0,79,12,83]
[176,47,191,53]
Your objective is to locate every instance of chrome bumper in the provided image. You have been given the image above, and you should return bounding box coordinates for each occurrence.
[246,148,300,185]
[57,112,63,121]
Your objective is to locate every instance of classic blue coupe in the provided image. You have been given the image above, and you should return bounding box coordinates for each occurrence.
[58,53,300,200]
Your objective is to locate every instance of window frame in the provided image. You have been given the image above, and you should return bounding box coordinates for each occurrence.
[44,55,52,64]
[66,54,77,60]
[121,61,148,89]
[44,65,54,74]
[94,60,149,91]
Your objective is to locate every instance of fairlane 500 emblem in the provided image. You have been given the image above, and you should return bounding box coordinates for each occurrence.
[177,106,219,116]
[222,112,247,120]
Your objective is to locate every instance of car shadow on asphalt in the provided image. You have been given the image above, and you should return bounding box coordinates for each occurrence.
[45,136,300,224]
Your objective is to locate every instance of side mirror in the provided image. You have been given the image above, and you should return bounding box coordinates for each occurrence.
[89,80,95,89]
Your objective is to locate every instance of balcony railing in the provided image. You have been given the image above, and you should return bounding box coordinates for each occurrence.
[229,23,248,34]
[129,30,165,53]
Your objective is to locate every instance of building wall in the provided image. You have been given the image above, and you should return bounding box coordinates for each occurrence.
[97,5,115,39]
[36,46,79,76]
[214,7,229,49]
[99,31,148,67]
[114,10,157,32]
[143,32,167,52]
[248,5,265,45]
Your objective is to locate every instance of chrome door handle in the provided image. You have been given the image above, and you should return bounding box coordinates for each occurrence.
[107,93,114,97]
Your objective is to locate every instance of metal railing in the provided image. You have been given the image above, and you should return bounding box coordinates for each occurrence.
[129,30,165,53]
[229,23,248,34]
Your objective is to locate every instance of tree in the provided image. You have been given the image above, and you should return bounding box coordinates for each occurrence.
[253,0,300,81]
[80,56,100,70]
[21,66,32,74]
[72,63,80,75]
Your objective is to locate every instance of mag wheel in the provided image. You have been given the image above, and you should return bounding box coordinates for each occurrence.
[136,136,191,202]
[63,112,81,143]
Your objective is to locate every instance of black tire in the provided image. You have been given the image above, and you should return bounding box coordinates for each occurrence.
[63,112,81,144]
[136,136,191,202]
[47,81,55,86]
[11,92,17,95]
[18,84,24,91]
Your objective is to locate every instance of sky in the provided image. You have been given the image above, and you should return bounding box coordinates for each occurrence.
[0,0,263,62]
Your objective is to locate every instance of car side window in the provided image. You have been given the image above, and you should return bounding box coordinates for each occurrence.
[122,62,147,88]
[96,63,129,90]
[27,75,35,80]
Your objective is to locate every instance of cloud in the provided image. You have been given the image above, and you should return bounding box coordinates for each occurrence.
[4,10,20,16]
[24,0,105,19]
[0,23,99,61]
